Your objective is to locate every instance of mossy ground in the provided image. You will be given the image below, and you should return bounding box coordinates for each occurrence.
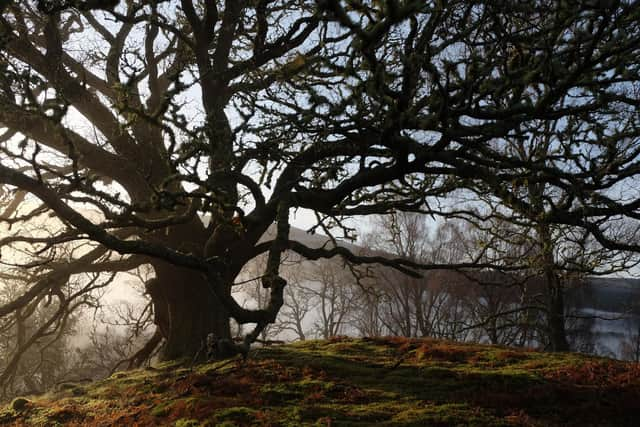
[1,337,639,426]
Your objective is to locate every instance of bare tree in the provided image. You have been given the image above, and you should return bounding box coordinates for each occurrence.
[350,286,388,337]
[303,262,357,339]
[459,204,639,351]
[0,266,117,399]
[621,323,640,362]
[621,298,640,362]
[357,214,478,339]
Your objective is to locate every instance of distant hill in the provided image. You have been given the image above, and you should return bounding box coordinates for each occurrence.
[259,224,360,252]
[2,338,638,426]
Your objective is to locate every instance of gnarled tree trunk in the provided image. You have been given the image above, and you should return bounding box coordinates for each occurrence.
[143,219,234,361]
[147,264,231,360]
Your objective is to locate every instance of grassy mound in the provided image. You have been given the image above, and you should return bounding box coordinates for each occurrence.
[1,337,639,426]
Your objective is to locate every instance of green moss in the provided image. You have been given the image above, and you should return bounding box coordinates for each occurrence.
[0,409,18,425]
[275,405,304,425]
[214,406,258,423]
[391,403,509,426]
[261,383,304,404]
[110,371,128,379]
[175,419,201,427]
[56,382,86,397]
[2,337,638,426]
[337,400,404,421]
[152,400,173,417]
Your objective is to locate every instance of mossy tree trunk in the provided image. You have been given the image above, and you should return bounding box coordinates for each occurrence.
[146,263,231,361]
[144,220,234,361]
[538,223,570,352]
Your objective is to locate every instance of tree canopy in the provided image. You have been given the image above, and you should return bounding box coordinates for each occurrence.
[0,0,639,362]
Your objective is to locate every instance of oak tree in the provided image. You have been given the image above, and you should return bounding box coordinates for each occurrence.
[0,0,639,362]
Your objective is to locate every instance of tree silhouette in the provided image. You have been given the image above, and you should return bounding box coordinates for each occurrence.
[0,1,639,361]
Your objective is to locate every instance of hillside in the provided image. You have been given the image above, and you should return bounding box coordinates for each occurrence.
[1,337,639,426]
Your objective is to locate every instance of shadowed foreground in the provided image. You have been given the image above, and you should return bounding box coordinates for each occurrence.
[1,337,639,426]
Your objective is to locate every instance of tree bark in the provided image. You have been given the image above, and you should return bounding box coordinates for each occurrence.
[546,275,570,352]
[147,263,231,360]
[534,198,570,352]
[142,219,234,361]
[539,230,569,352]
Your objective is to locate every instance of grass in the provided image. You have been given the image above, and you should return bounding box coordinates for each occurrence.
[1,336,639,426]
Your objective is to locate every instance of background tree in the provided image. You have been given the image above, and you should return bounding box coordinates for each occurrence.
[304,261,357,339]
[620,297,640,362]
[360,213,451,338]
[456,191,638,351]
[0,263,117,398]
